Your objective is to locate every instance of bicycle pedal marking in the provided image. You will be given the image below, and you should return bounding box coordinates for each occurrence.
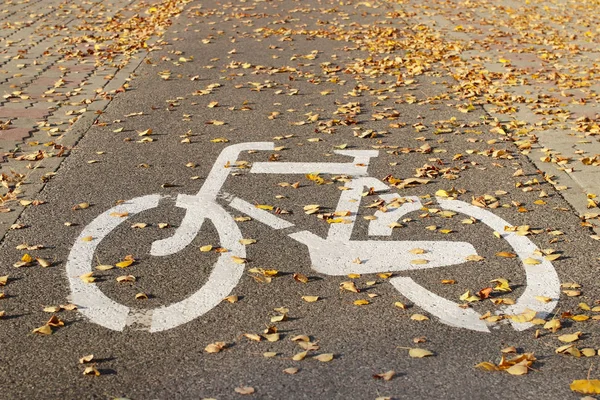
[66,142,560,333]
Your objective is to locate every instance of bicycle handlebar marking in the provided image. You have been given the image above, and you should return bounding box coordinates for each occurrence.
[66,142,560,333]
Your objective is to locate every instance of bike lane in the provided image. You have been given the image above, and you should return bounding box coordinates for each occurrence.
[0,1,599,399]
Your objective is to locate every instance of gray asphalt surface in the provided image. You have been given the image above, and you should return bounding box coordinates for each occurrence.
[1,1,600,399]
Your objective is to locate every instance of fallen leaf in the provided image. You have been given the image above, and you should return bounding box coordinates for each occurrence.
[506,364,528,376]
[373,370,395,381]
[313,353,334,362]
[408,348,434,358]
[223,295,238,303]
[302,296,319,303]
[570,380,600,394]
[283,367,299,374]
[293,273,309,283]
[32,324,53,335]
[292,351,308,361]
[79,354,94,364]
[83,366,100,376]
[205,342,226,353]
[558,332,581,343]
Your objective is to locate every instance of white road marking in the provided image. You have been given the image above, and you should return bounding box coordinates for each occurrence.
[289,231,477,275]
[67,194,160,331]
[228,197,294,230]
[67,142,560,333]
[327,177,389,241]
[251,149,379,176]
[390,277,491,332]
[368,195,422,236]
[66,195,245,332]
[437,198,560,330]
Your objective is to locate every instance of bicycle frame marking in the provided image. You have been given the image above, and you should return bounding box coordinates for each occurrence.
[66,142,560,333]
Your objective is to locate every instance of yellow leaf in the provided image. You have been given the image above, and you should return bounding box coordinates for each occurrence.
[291,335,310,342]
[21,253,33,263]
[135,292,148,300]
[223,295,238,303]
[394,301,406,309]
[263,352,277,358]
[313,353,334,362]
[32,324,53,335]
[264,333,280,342]
[582,348,597,357]
[239,238,256,245]
[204,342,226,353]
[505,364,528,375]
[507,309,536,323]
[200,245,213,252]
[283,367,299,374]
[271,314,286,322]
[411,259,429,265]
[523,257,541,265]
[409,248,426,254]
[79,354,94,364]
[491,278,512,292]
[543,319,561,332]
[115,259,133,268]
[293,273,309,283]
[340,281,359,293]
[255,204,274,210]
[83,366,100,376]
[234,386,255,395]
[231,256,246,264]
[570,380,600,394]
[535,296,552,303]
[558,331,581,343]
[81,236,93,242]
[79,272,96,283]
[302,296,319,303]
[347,273,361,279]
[475,362,499,371]
[353,299,370,306]
[36,258,51,268]
[0,276,7,286]
[410,314,429,321]
[496,251,516,258]
[95,265,114,271]
[292,351,308,361]
[571,315,589,322]
[408,348,434,358]
[244,333,262,342]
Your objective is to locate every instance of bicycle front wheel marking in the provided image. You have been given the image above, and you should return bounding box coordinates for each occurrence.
[66,194,245,332]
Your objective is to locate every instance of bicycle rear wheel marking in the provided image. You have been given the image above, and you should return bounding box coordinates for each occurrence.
[66,195,245,332]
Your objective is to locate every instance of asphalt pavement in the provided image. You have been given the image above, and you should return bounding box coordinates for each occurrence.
[1,1,600,399]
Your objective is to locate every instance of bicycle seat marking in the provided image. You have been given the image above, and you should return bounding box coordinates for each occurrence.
[66,142,560,333]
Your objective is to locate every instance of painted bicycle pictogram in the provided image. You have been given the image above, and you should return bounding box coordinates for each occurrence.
[66,142,560,333]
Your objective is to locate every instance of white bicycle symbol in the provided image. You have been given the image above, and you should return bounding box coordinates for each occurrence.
[66,142,560,333]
